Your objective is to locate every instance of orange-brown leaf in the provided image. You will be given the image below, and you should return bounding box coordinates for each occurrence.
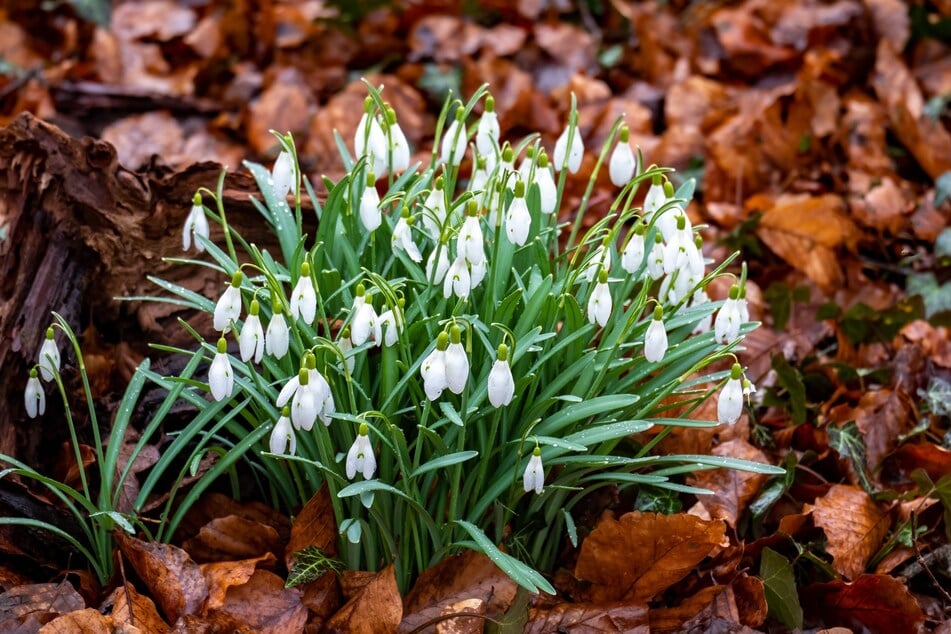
[215,569,308,634]
[527,601,649,634]
[325,564,402,634]
[688,439,771,527]
[801,574,924,632]
[37,608,113,633]
[110,583,170,633]
[183,514,282,563]
[574,512,726,603]
[806,484,891,579]
[201,553,276,612]
[285,485,338,566]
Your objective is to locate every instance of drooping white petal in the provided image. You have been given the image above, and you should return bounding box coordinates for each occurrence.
[272,150,295,200]
[392,217,423,262]
[717,377,744,425]
[292,383,319,431]
[269,414,297,456]
[609,142,635,187]
[714,299,741,344]
[440,119,467,165]
[643,182,667,219]
[587,281,612,327]
[276,375,300,408]
[265,313,290,359]
[691,289,713,335]
[621,232,645,274]
[505,196,531,246]
[553,124,584,173]
[487,360,514,408]
[443,255,471,300]
[346,434,376,480]
[738,296,750,324]
[647,239,665,280]
[38,338,60,383]
[182,203,209,252]
[420,349,448,401]
[389,122,411,173]
[421,187,447,240]
[213,286,242,331]
[583,246,611,282]
[338,335,355,373]
[311,370,335,426]
[643,317,668,363]
[476,110,500,156]
[359,184,382,232]
[458,215,484,265]
[535,167,557,215]
[426,244,451,284]
[469,254,487,290]
[351,301,379,347]
[523,453,545,494]
[209,351,234,401]
[239,314,265,364]
[378,309,401,347]
[290,275,317,325]
[444,342,469,395]
[25,375,45,418]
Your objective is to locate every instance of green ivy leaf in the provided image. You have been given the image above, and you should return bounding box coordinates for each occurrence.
[760,547,803,630]
[285,546,343,588]
[771,355,807,425]
[828,421,874,494]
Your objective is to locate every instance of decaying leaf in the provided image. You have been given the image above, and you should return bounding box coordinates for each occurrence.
[0,581,85,625]
[573,512,727,603]
[286,485,338,567]
[37,607,114,632]
[183,514,283,563]
[806,484,891,579]
[325,564,402,633]
[801,574,925,632]
[110,582,170,633]
[527,601,649,634]
[201,553,276,612]
[687,439,771,526]
[214,569,308,634]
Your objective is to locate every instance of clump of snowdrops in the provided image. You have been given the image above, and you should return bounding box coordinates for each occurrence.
[18,84,783,593]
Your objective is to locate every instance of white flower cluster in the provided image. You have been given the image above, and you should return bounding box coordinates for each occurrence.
[24,327,60,418]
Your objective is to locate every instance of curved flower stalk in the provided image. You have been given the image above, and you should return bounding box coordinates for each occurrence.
[583,240,612,282]
[182,192,210,252]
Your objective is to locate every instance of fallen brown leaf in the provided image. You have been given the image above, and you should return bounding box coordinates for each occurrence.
[37,607,113,633]
[801,574,925,631]
[183,514,282,563]
[527,601,649,634]
[649,585,725,633]
[285,485,338,566]
[116,532,208,623]
[573,511,726,603]
[852,389,914,475]
[110,582,170,633]
[688,438,771,527]
[201,553,276,612]
[806,484,891,579]
[215,569,308,634]
[325,564,402,634]
[0,582,84,624]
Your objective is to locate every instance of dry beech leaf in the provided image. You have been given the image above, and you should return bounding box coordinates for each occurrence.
[286,485,338,567]
[37,608,113,633]
[806,484,891,580]
[215,569,307,634]
[755,193,861,292]
[0,582,85,621]
[687,439,771,527]
[183,514,282,563]
[400,550,517,633]
[433,597,485,634]
[574,512,727,603]
[116,532,208,624]
[325,564,402,634]
[300,571,342,622]
[201,553,276,612]
[526,601,649,634]
[888,442,951,482]
[852,389,913,474]
[175,493,290,545]
[801,574,924,632]
[173,610,254,632]
[110,583,170,633]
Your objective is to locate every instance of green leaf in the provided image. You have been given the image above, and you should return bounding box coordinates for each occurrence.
[410,451,479,479]
[771,354,807,425]
[935,171,951,207]
[828,421,874,494]
[760,547,803,630]
[454,521,555,595]
[66,0,110,26]
[285,545,343,588]
[439,401,464,427]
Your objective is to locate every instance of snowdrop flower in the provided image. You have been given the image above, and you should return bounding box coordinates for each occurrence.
[714,285,743,344]
[534,151,557,215]
[737,285,750,324]
[272,149,296,200]
[609,124,636,187]
[290,262,317,325]
[440,106,467,166]
[583,241,611,282]
[213,272,243,332]
[420,332,450,401]
[518,146,536,181]
[443,253,472,300]
[350,285,382,347]
[378,300,403,348]
[458,201,484,265]
[553,110,583,174]
[24,369,45,418]
[277,355,333,431]
[346,423,376,480]
[621,222,646,274]
[239,299,265,364]
[690,287,713,335]
[488,343,515,408]
[269,407,297,456]
[643,306,668,363]
[265,299,289,359]
[182,193,210,252]
[384,104,410,173]
[475,95,500,156]
[358,172,381,232]
[469,155,490,198]
[717,363,744,425]
[523,447,545,494]
[663,215,694,276]
[208,338,234,401]
[743,378,756,398]
[654,181,679,242]
[421,176,448,240]
[37,327,60,382]
[355,97,387,175]
[643,175,667,219]
[505,180,531,246]
[338,328,355,374]
[647,233,665,280]
[392,207,423,263]
[426,239,451,284]
[444,325,469,395]
[498,143,517,191]
[469,252,487,289]
[587,270,612,327]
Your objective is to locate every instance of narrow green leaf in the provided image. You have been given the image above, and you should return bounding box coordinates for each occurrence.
[760,547,803,630]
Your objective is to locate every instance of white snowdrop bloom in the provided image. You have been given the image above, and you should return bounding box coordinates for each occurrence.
[310,368,335,427]
[737,287,750,324]
[37,327,60,382]
[346,423,377,480]
[523,447,545,494]
[24,369,45,418]
[421,177,448,240]
[358,173,381,232]
[378,302,403,348]
[643,177,667,219]
[687,233,705,278]
[505,181,531,246]
[238,300,265,364]
[475,96,500,156]
[553,112,583,173]
[647,234,665,280]
[587,271,612,328]
[717,364,745,425]
[269,407,297,456]
[338,328,355,373]
[183,193,210,252]
[518,146,536,181]
[714,286,743,344]
[350,286,381,347]
[291,372,319,432]
[534,153,558,215]
[440,108,467,166]
[265,302,290,359]
[643,307,668,363]
[208,338,234,402]
[384,105,411,173]
[690,287,713,335]
[621,224,646,274]
[444,325,469,395]
[426,241,451,284]
[355,100,387,175]
[469,252,488,290]
[213,272,244,332]
[420,333,449,401]
[272,149,296,200]
[498,144,517,191]
[392,210,423,263]
[443,254,472,300]
[487,344,515,408]
[458,203,485,265]
[290,263,317,325]
[609,125,636,187]
[583,243,611,282]
[469,155,490,197]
